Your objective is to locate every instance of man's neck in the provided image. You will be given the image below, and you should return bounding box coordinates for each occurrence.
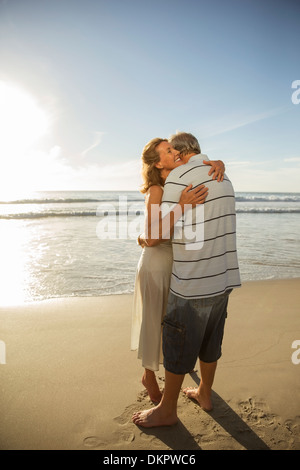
[182,152,198,164]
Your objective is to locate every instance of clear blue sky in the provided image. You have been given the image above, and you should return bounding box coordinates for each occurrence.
[0,0,299,193]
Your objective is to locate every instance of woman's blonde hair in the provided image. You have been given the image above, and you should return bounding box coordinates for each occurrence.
[140,137,167,194]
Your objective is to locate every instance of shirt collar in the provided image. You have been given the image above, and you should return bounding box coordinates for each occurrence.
[188,153,208,163]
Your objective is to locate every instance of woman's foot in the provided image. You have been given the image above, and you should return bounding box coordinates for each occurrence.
[183,386,213,411]
[142,370,163,404]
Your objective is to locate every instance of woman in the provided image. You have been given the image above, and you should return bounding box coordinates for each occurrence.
[131,137,224,403]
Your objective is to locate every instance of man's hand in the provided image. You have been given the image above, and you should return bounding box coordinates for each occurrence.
[203,160,225,182]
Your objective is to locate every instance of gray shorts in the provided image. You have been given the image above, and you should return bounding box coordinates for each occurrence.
[162,290,231,375]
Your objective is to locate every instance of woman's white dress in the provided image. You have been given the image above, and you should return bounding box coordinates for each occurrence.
[131,240,173,371]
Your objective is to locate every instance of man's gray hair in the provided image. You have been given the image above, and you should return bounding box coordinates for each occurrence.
[169,132,201,156]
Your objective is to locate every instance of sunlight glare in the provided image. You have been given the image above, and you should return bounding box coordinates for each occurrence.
[0,81,50,196]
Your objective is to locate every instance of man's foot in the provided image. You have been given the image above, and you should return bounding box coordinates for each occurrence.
[132,405,178,428]
[142,371,163,404]
[183,387,213,411]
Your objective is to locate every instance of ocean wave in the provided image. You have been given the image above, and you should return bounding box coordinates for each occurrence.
[236,208,300,214]
[0,209,144,219]
[0,196,144,205]
[236,195,300,202]
[0,211,98,219]
[0,198,101,204]
[1,192,299,205]
[1,208,300,219]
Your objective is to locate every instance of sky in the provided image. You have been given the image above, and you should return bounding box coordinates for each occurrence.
[0,0,299,194]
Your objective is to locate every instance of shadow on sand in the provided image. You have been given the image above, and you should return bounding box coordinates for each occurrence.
[139,419,202,451]
[136,371,270,451]
[188,371,270,450]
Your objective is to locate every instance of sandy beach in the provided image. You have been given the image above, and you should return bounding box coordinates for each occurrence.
[0,279,299,451]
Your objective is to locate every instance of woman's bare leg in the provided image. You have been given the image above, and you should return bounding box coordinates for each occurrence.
[142,368,163,403]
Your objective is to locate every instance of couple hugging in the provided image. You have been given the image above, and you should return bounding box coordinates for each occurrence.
[131,131,241,428]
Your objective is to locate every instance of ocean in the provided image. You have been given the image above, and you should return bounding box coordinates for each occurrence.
[0,190,299,305]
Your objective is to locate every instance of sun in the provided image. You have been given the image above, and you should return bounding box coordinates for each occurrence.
[0,80,50,198]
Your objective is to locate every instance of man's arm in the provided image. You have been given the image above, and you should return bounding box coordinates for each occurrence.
[203,160,225,182]
[161,157,225,209]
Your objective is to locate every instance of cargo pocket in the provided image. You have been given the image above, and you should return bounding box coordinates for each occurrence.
[162,319,186,369]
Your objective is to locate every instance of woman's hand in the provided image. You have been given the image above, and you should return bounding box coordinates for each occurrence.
[203,160,225,182]
[137,234,146,248]
[179,184,208,212]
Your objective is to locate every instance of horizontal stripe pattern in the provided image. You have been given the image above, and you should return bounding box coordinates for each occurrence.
[170,283,242,299]
[162,154,241,299]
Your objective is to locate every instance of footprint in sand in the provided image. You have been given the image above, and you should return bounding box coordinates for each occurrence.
[114,403,143,426]
[83,430,135,448]
[83,436,105,447]
[114,389,153,426]
[113,430,135,443]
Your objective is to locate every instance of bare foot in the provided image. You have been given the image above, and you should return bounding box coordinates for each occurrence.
[183,387,213,411]
[142,371,163,404]
[132,405,178,428]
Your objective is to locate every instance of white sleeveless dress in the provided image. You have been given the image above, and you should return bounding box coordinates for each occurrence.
[131,240,173,371]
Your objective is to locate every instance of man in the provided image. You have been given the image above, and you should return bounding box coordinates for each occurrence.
[132,132,241,428]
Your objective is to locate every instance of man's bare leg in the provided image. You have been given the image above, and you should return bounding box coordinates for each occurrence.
[142,368,163,403]
[132,370,184,428]
[183,360,217,411]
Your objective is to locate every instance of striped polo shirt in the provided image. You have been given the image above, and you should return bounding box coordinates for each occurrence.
[161,154,241,299]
